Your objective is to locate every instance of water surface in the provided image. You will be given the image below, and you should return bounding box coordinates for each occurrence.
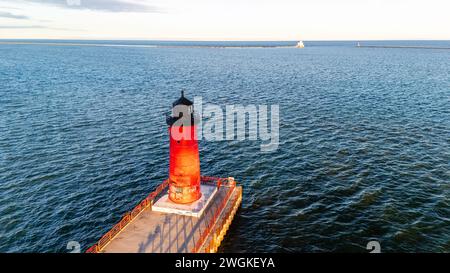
[0,40,449,252]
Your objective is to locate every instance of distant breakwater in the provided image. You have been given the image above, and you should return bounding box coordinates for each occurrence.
[0,41,296,49]
[357,45,450,50]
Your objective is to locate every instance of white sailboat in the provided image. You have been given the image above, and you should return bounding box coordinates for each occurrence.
[296,41,305,48]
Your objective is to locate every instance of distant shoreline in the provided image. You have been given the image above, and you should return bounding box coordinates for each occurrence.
[0,41,158,48]
[0,41,296,49]
[2,40,450,50]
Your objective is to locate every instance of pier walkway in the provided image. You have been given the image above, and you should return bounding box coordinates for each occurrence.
[86,177,242,253]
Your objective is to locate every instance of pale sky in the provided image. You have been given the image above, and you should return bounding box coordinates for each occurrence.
[0,0,449,40]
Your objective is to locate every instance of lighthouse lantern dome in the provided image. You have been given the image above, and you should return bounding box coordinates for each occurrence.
[167,90,197,125]
[173,90,193,107]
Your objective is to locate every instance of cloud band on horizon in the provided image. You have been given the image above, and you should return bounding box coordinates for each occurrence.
[0,11,30,19]
[14,0,159,13]
[0,25,45,28]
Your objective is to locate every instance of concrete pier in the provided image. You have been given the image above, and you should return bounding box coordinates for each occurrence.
[86,177,242,253]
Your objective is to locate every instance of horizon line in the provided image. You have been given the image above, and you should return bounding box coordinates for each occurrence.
[1,38,450,42]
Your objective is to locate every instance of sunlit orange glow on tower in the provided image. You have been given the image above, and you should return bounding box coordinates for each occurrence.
[166,91,201,204]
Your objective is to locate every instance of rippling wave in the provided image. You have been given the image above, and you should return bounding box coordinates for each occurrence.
[0,41,449,252]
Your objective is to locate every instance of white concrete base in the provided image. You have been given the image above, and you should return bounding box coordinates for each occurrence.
[152,184,217,218]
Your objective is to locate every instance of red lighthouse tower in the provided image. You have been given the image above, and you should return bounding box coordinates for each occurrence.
[166,91,202,204]
[86,91,243,254]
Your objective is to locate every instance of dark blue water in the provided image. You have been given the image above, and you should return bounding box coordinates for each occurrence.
[0,40,449,252]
